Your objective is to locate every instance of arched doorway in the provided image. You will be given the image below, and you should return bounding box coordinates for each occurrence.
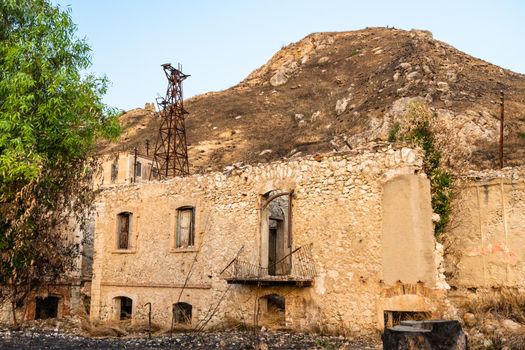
[261,190,293,275]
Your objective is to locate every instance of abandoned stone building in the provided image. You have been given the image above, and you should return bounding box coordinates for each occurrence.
[2,142,524,336]
[82,143,525,336]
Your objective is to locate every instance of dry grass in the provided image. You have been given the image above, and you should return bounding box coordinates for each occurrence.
[461,290,525,350]
[463,289,525,324]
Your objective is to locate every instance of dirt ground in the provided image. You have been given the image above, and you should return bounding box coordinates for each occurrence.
[0,328,381,350]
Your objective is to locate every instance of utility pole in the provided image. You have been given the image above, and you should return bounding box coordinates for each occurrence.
[499,91,504,169]
[133,147,138,183]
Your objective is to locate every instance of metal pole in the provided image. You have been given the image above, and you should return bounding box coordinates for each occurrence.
[144,302,152,339]
[499,91,504,169]
[133,147,138,183]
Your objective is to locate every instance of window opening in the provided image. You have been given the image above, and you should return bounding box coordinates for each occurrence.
[111,162,118,182]
[117,212,131,249]
[135,161,142,177]
[173,302,192,324]
[116,296,133,320]
[176,207,194,248]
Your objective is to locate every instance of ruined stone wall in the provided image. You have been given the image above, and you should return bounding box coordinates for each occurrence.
[90,144,444,336]
[446,167,525,290]
[98,152,154,186]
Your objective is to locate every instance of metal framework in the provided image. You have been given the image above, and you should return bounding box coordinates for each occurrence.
[150,63,190,179]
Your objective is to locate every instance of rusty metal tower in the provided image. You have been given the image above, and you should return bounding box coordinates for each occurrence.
[150,63,190,179]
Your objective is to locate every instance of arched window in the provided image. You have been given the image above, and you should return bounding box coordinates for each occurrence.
[176,206,195,248]
[117,212,132,250]
[173,302,192,324]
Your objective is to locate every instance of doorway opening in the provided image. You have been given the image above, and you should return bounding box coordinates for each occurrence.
[262,190,292,276]
[258,294,285,328]
[35,296,60,320]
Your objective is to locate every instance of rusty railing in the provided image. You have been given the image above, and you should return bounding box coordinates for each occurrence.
[220,244,316,282]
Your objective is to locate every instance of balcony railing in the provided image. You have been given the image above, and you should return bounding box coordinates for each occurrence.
[220,244,316,286]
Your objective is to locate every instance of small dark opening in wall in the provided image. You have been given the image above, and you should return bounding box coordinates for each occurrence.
[259,294,285,327]
[111,162,118,182]
[35,296,60,320]
[384,311,431,329]
[118,297,133,320]
[267,294,285,310]
[173,302,192,324]
[83,296,91,316]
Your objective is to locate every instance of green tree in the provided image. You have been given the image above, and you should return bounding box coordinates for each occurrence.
[0,0,119,322]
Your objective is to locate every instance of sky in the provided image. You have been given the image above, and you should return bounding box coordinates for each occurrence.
[54,0,525,111]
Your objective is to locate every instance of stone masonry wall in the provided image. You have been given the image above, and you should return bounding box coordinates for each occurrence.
[90,144,444,337]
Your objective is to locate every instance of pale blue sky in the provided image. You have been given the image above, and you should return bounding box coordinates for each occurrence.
[55,0,525,111]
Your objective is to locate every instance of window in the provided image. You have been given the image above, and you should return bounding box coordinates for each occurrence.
[117,212,132,250]
[135,161,142,177]
[176,207,195,248]
[173,302,192,324]
[111,162,118,182]
[115,296,133,320]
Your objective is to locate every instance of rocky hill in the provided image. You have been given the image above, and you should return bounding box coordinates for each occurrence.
[98,27,525,172]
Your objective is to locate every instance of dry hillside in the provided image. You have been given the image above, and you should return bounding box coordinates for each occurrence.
[98,27,525,172]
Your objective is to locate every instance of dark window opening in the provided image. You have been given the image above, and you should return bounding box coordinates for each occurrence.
[135,161,142,177]
[117,212,131,250]
[83,296,91,316]
[384,311,431,329]
[116,296,133,320]
[173,302,192,324]
[176,207,195,248]
[111,163,118,182]
[35,296,60,320]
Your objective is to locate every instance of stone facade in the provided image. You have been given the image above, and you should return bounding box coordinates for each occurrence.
[89,144,451,336]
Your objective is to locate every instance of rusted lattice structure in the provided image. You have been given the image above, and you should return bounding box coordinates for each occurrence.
[150,63,190,179]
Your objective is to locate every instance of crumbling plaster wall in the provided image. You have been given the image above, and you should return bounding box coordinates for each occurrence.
[90,144,444,336]
[447,167,525,290]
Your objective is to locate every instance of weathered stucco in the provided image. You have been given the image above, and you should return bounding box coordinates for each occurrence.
[382,174,435,286]
[447,167,525,289]
[90,144,450,336]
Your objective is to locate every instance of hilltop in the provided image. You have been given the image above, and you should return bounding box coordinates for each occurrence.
[98,27,525,172]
